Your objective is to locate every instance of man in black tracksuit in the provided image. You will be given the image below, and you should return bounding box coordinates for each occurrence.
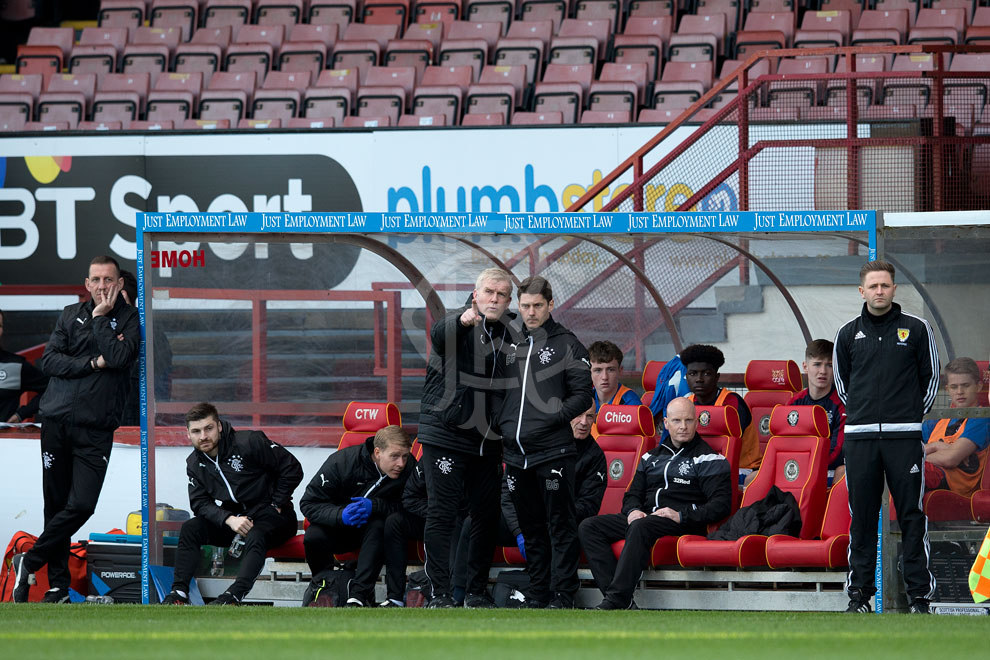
[301,425,415,606]
[162,403,303,605]
[12,256,140,604]
[418,268,515,608]
[496,276,593,609]
[0,309,49,422]
[579,397,732,609]
[833,260,940,614]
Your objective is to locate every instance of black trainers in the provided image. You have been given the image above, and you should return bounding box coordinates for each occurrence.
[41,588,70,603]
[161,590,190,605]
[11,553,35,603]
[209,592,241,606]
[427,593,457,608]
[463,592,496,609]
[547,593,575,609]
[519,596,548,609]
[594,598,633,610]
[344,597,366,607]
[908,598,931,614]
[845,594,872,613]
[378,599,403,608]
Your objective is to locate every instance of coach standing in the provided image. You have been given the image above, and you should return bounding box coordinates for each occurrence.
[12,256,140,603]
[419,268,515,608]
[834,260,939,614]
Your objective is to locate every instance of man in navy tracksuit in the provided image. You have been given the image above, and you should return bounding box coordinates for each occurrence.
[163,402,304,605]
[12,256,139,604]
[579,397,732,609]
[834,260,940,614]
[418,268,515,608]
[496,276,593,609]
[301,425,415,607]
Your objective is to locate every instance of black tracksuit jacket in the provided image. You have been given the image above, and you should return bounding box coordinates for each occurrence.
[186,420,304,527]
[419,305,515,457]
[623,433,732,534]
[833,302,940,440]
[496,315,594,469]
[301,437,417,527]
[0,348,48,421]
[39,297,140,430]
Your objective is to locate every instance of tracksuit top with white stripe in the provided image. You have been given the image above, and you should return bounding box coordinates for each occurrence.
[833,302,939,440]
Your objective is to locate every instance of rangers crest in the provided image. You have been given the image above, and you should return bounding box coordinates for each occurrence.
[42,451,54,469]
[228,454,245,472]
[436,455,454,475]
[538,346,555,365]
[506,475,516,492]
[678,461,691,476]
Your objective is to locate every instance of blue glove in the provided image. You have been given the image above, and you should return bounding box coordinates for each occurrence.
[516,533,527,560]
[350,497,373,518]
[341,502,367,527]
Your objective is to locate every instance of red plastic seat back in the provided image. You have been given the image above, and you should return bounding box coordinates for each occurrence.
[595,404,653,515]
[641,359,666,392]
[744,359,802,392]
[744,405,829,539]
[339,400,402,449]
[821,476,850,539]
[696,405,742,510]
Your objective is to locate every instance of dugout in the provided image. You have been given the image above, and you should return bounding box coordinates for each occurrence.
[134,209,974,611]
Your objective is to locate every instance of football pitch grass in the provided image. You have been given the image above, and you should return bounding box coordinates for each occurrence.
[0,605,986,659]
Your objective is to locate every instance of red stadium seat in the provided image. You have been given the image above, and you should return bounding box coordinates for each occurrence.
[825,54,887,107]
[653,61,714,110]
[130,119,174,129]
[875,0,921,26]
[675,406,829,568]
[749,0,793,11]
[183,118,231,129]
[765,476,850,568]
[575,0,621,31]
[309,0,357,30]
[0,93,33,131]
[36,94,86,129]
[766,56,831,107]
[590,61,649,115]
[69,28,128,75]
[76,120,124,130]
[342,114,392,126]
[669,13,726,61]
[281,25,338,77]
[23,121,71,131]
[794,9,852,49]
[734,11,794,57]
[95,72,150,122]
[414,0,462,26]
[253,88,302,121]
[45,73,98,112]
[595,404,654,515]
[257,0,305,26]
[99,1,146,29]
[612,16,673,81]
[287,116,336,128]
[696,0,739,32]
[908,7,966,45]
[411,64,473,122]
[238,118,282,128]
[133,27,183,56]
[121,45,170,83]
[550,18,611,64]
[641,360,667,394]
[532,62,593,124]
[510,110,563,124]
[358,65,416,119]
[461,111,505,124]
[313,67,360,115]
[200,70,257,123]
[695,404,742,512]
[150,0,198,41]
[339,401,402,448]
[0,74,44,104]
[465,82,515,120]
[175,28,230,84]
[579,109,629,123]
[362,0,410,34]
[146,90,196,122]
[153,71,204,105]
[628,0,674,20]
[466,0,513,33]
[202,0,251,31]
[519,0,566,33]
[494,21,552,84]
[397,113,447,126]
[852,9,909,47]
[17,27,74,75]
[744,359,801,464]
[820,0,864,29]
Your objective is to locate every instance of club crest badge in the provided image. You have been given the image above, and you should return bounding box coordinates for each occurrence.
[698,410,711,427]
[506,346,517,366]
[0,370,6,381]
[229,454,245,472]
[760,414,771,436]
[43,451,54,469]
[608,458,624,481]
[787,410,800,427]
[897,328,910,342]
[436,456,454,475]
[678,461,691,476]
[784,459,800,482]
[538,346,555,365]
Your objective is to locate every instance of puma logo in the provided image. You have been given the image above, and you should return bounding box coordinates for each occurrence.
[319,473,328,487]
[596,471,604,481]
[270,443,278,449]
[550,468,563,478]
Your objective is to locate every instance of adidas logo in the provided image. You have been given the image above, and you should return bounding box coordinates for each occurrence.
[909,464,920,474]
[854,330,867,340]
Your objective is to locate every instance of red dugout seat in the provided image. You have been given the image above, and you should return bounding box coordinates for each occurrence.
[339,401,402,448]
[744,359,802,465]
[695,404,742,512]
[675,405,829,568]
[595,404,654,516]
[766,475,850,569]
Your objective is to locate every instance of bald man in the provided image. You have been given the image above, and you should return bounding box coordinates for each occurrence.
[578,397,732,609]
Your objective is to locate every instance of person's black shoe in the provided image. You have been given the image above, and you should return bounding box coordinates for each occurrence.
[519,596,548,609]
[845,593,872,613]
[463,592,496,609]
[344,597,366,607]
[11,553,35,603]
[908,598,931,614]
[161,590,190,605]
[41,588,70,604]
[427,593,457,608]
[547,593,575,609]
[378,599,403,608]
[209,592,240,606]
[594,598,632,610]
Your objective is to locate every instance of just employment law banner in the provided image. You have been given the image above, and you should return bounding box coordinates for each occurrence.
[137,210,876,235]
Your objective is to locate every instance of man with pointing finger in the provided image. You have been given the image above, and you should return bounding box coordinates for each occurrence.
[578,397,732,609]
[12,256,141,603]
[419,268,516,608]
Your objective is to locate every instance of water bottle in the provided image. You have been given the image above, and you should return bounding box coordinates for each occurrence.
[210,546,224,576]
[85,595,115,604]
[228,534,245,559]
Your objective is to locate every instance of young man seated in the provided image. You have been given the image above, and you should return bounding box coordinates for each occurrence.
[162,403,303,606]
[578,397,732,610]
[923,357,990,498]
[300,425,416,607]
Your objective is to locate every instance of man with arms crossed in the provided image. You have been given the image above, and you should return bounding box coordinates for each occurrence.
[834,260,939,614]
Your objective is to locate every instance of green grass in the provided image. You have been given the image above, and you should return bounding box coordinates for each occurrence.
[0,605,985,659]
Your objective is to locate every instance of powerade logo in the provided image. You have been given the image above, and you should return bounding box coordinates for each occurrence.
[386,165,738,214]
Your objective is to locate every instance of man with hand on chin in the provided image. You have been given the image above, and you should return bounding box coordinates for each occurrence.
[13,256,140,604]
[579,397,731,610]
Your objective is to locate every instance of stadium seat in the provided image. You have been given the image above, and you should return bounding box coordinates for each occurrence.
[175,28,230,84]
[129,119,174,129]
[94,72,150,123]
[200,70,257,123]
[397,112,447,126]
[153,71,204,106]
[465,81,515,120]
[819,0,864,29]
[333,33,391,83]
[357,65,416,120]
[150,0,198,41]
[825,54,887,107]
[226,25,285,80]
[146,90,196,122]
[385,40,435,81]
[465,0,513,33]
[134,27,183,56]
[653,61,713,110]
[942,52,990,111]
[309,0,357,30]
[238,118,282,128]
[311,68,359,118]
[510,109,563,124]
[695,404,742,512]
[627,0,674,20]
[23,121,71,131]
[461,111,505,124]
[37,94,87,129]
[477,63,525,106]
[875,0,921,26]
[794,9,852,49]
[202,0,250,31]
[257,0,305,26]
[76,120,124,130]
[765,475,850,569]
[696,0,739,32]
[612,16,673,82]
[519,0,566,33]
[574,0,621,31]
[43,73,98,115]
[743,359,801,466]
[0,93,33,131]
[579,109,629,123]
[99,1,146,29]
[881,53,938,107]
[589,61,649,115]
[414,0,462,26]
[532,62,593,124]
[412,64,473,123]
[287,116,336,128]
[669,13,726,62]
[342,114,392,126]
[67,27,128,75]
[594,404,654,516]
[121,44,171,83]
[965,6,990,43]
[440,21,503,79]
[0,73,44,105]
[766,56,830,108]
[17,27,74,75]
[494,20,553,85]
[253,88,302,121]
[734,11,794,57]
[280,25,338,78]
[362,0,410,34]
[641,360,667,395]
[549,18,611,65]
[852,9,909,47]
[183,118,231,129]
[908,7,966,45]
[339,401,402,448]
[675,405,829,568]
